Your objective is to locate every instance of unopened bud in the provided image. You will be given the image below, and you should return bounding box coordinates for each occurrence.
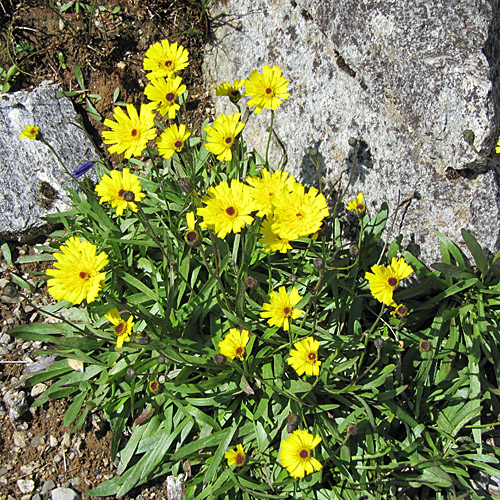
[348,137,358,147]
[347,424,358,436]
[245,276,259,289]
[157,356,166,365]
[374,337,384,349]
[313,257,324,270]
[289,274,298,283]
[349,245,359,257]
[179,177,195,193]
[135,334,150,345]
[126,368,136,377]
[463,129,475,146]
[214,353,227,365]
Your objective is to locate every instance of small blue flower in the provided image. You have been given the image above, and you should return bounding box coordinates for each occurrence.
[72,161,94,178]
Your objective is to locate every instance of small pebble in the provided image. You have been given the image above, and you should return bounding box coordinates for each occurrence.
[51,487,82,500]
[13,431,27,448]
[49,436,58,447]
[41,480,56,495]
[16,479,35,494]
[20,465,33,475]
[31,383,48,398]
[62,432,71,448]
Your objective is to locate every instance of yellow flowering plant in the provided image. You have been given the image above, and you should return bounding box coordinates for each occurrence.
[10,38,500,500]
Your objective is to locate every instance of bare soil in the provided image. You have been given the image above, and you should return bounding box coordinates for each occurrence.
[0,1,213,498]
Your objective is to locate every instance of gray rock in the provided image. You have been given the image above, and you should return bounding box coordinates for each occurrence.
[16,479,35,494]
[51,487,81,500]
[203,0,500,264]
[40,480,56,495]
[31,494,42,500]
[0,81,101,242]
[30,383,48,398]
[3,389,28,421]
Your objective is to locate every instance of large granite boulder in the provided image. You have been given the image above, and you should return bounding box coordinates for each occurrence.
[203,0,500,264]
[0,82,101,241]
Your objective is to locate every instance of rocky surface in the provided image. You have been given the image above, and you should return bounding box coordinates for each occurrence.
[203,0,500,264]
[0,82,101,242]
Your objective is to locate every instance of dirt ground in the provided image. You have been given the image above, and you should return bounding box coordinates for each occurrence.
[0,1,213,498]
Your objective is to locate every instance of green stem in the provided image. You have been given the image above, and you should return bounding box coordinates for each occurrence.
[265,110,274,167]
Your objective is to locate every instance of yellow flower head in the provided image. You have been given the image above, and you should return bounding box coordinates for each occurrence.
[245,65,290,114]
[144,76,186,119]
[246,168,296,217]
[391,303,409,318]
[346,192,366,214]
[102,103,156,159]
[204,113,245,162]
[225,444,246,467]
[184,211,201,248]
[197,179,254,239]
[279,429,322,478]
[149,380,161,393]
[157,123,191,159]
[260,286,303,331]
[259,215,292,253]
[143,39,189,79]
[365,257,414,306]
[218,328,250,361]
[95,167,146,216]
[287,337,321,376]
[46,237,108,305]
[271,183,329,241]
[496,136,500,154]
[104,307,134,349]
[20,124,39,140]
[216,79,245,103]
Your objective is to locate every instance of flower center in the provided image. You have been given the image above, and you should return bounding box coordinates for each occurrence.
[186,231,197,242]
[166,92,175,102]
[357,203,365,211]
[79,271,88,280]
[114,323,124,335]
[225,136,233,145]
[299,449,309,459]
[236,453,245,465]
[265,87,272,95]
[397,305,407,316]
[131,129,138,137]
[388,277,398,287]
[283,307,291,316]
[174,140,183,149]
[268,192,274,197]
[226,206,236,216]
[118,189,125,197]
[236,347,243,356]
[165,60,172,67]
[296,212,303,218]
[308,352,316,361]
[230,90,239,96]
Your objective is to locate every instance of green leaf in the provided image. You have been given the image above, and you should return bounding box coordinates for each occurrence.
[73,64,85,89]
[63,387,89,427]
[461,229,489,276]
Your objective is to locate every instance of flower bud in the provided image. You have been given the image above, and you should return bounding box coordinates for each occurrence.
[184,230,201,248]
[126,368,136,377]
[289,274,298,283]
[214,353,227,365]
[135,334,151,345]
[245,276,259,289]
[374,337,384,350]
[420,340,431,352]
[348,137,358,147]
[313,257,324,270]
[463,129,475,146]
[347,424,358,436]
[157,356,166,365]
[286,413,300,433]
[349,245,359,257]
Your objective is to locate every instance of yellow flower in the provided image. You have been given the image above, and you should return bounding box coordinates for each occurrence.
[216,79,245,103]
[496,136,500,154]
[391,303,409,318]
[246,168,296,217]
[184,211,201,248]
[245,65,290,114]
[271,183,329,241]
[95,168,146,216]
[157,124,191,159]
[102,103,156,159]
[365,257,414,306]
[260,286,303,331]
[143,39,189,79]
[20,124,39,140]
[204,113,245,162]
[218,328,250,361]
[144,76,186,119]
[259,215,292,253]
[46,237,108,305]
[225,444,246,467]
[279,429,322,478]
[346,192,366,214]
[149,380,161,393]
[197,179,254,239]
[104,308,134,349]
[287,337,321,376]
